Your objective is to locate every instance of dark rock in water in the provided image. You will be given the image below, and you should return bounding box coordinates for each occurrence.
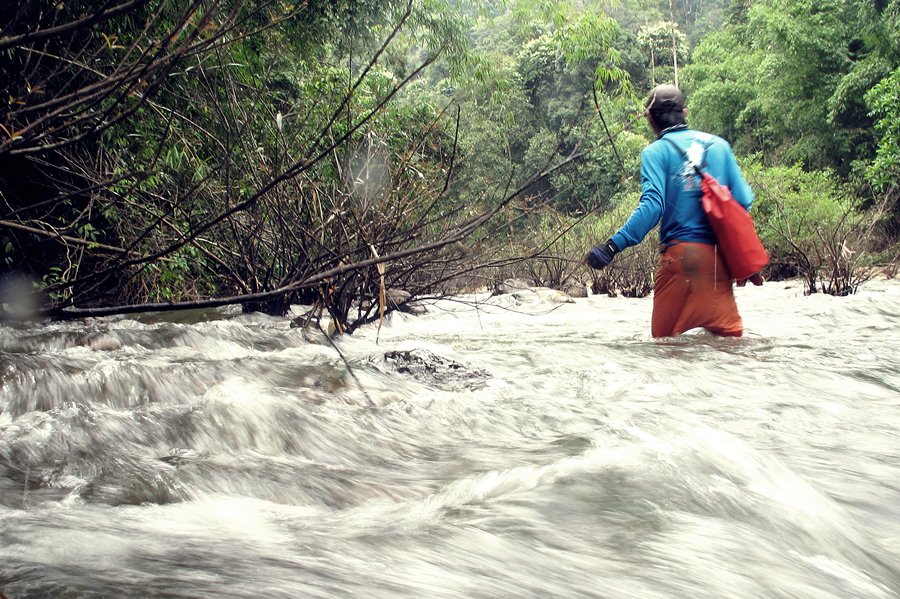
[399,301,427,315]
[81,456,187,506]
[499,287,576,306]
[87,334,123,351]
[386,289,427,315]
[530,288,576,304]
[379,349,490,390]
[493,278,535,295]
[385,288,411,305]
[157,448,203,466]
[563,281,589,298]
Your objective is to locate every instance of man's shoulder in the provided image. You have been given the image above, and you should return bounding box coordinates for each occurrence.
[642,139,671,162]
[644,129,732,159]
[653,129,725,147]
[673,129,725,146]
[690,130,731,150]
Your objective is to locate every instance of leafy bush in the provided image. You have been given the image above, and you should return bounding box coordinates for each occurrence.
[497,197,653,296]
[745,162,880,295]
[866,67,900,195]
[580,192,657,298]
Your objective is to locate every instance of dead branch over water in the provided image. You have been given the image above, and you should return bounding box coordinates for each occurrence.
[0,0,613,330]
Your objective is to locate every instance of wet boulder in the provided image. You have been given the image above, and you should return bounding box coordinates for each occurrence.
[563,280,589,298]
[385,289,427,315]
[500,287,576,306]
[533,287,576,303]
[493,278,536,295]
[378,349,490,390]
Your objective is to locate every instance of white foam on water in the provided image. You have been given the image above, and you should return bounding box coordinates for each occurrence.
[2,277,900,597]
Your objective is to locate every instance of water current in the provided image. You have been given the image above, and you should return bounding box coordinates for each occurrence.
[2,278,900,598]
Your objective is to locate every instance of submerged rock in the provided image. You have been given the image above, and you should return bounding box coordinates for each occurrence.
[502,287,576,306]
[385,288,411,305]
[491,278,579,304]
[533,287,576,304]
[385,289,427,315]
[564,282,589,298]
[378,349,491,390]
[493,278,536,295]
[88,334,123,351]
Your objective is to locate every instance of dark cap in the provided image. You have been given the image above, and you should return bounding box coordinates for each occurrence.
[645,84,684,112]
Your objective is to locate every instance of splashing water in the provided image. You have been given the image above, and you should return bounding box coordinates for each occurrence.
[1,279,899,598]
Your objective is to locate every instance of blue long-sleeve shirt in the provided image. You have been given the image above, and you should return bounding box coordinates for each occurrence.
[610,128,754,251]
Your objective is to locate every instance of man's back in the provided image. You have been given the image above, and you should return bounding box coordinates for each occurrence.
[613,127,754,249]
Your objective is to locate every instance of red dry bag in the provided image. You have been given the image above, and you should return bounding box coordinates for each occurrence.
[663,138,768,280]
[698,171,768,280]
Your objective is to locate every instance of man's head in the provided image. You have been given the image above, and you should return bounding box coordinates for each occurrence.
[644,84,686,133]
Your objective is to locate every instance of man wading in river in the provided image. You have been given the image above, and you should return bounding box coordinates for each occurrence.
[584,84,760,337]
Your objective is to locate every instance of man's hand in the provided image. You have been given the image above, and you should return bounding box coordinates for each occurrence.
[736,272,764,287]
[584,240,619,270]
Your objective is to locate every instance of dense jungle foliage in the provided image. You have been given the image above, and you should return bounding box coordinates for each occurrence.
[1,0,898,327]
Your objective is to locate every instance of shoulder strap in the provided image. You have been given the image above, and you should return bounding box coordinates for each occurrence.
[661,136,706,176]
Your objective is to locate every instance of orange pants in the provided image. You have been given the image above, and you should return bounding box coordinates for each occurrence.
[651,242,743,338]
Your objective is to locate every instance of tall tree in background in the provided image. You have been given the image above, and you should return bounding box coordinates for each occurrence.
[684,0,899,176]
[637,21,687,86]
[431,0,631,216]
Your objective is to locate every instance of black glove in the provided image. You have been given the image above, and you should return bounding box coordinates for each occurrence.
[584,239,619,270]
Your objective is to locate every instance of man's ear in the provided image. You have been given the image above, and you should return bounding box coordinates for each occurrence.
[646,111,659,133]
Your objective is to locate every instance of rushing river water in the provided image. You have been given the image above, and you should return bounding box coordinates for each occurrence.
[1,278,900,599]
